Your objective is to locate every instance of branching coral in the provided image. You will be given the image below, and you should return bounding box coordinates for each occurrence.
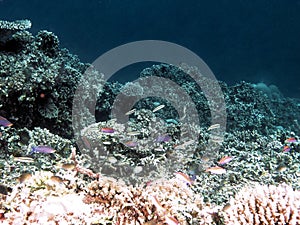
[221,184,300,225]
[83,176,216,225]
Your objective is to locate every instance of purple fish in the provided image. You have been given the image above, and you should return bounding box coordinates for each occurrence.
[124,141,138,147]
[283,145,291,153]
[101,127,115,133]
[30,146,56,154]
[0,116,13,127]
[156,134,171,143]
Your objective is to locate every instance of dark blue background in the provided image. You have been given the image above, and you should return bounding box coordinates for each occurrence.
[1,0,299,97]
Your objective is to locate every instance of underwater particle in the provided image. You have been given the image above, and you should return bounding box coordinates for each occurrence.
[13,156,34,163]
[282,145,291,153]
[101,127,115,134]
[205,166,226,174]
[152,104,165,113]
[102,141,111,145]
[39,93,46,99]
[174,171,194,185]
[30,145,56,154]
[217,156,234,165]
[0,116,13,127]
[133,166,143,174]
[165,215,179,225]
[18,173,32,183]
[207,123,220,131]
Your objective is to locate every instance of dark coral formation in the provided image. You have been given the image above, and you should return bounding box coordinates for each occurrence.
[0,19,32,52]
[1,19,299,141]
[137,64,300,134]
[0,19,87,138]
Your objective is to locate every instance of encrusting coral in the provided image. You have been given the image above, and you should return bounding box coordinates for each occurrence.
[221,183,300,225]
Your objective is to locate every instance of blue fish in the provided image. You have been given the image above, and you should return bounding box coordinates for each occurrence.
[30,146,56,154]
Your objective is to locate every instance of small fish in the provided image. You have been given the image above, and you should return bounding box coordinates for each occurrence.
[124,141,138,147]
[61,163,75,170]
[205,166,226,174]
[210,135,224,143]
[174,140,194,150]
[276,164,287,172]
[0,116,13,127]
[165,118,179,125]
[101,127,115,133]
[152,104,165,112]
[102,141,111,145]
[50,175,65,184]
[165,216,179,225]
[127,131,140,136]
[125,109,136,116]
[222,203,231,211]
[18,173,32,183]
[30,145,56,154]
[217,156,234,165]
[175,171,194,185]
[285,137,297,143]
[156,134,171,143]
[13,156,34,163]
[207,123,220,131]
[283,145,291,153]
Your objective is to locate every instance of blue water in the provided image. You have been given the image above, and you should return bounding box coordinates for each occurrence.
[1,0,299,97]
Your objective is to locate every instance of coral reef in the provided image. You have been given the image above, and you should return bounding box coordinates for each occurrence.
[221,184,300,225]
[0,19,32,46]
[0,19,88,138]
[0,148,217,225]
[83,177,216,225]
[1,19,300,225]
